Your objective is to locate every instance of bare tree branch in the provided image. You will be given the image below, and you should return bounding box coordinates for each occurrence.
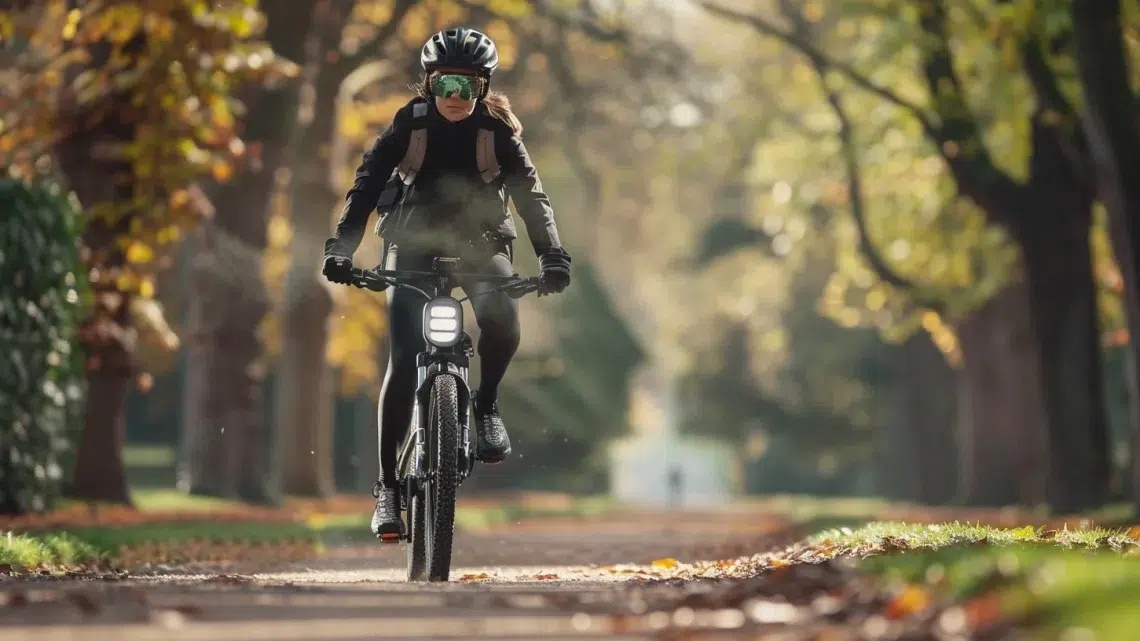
[699,1,939,136]
[913,0,1023,221]
[1015,14,1094,188]
[543,19,603,239]
[778,0,948,313]
[334,0,420,77]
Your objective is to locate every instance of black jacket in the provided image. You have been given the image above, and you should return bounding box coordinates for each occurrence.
[332,97,562,257]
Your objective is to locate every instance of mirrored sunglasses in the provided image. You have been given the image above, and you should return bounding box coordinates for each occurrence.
[431,73,485,100]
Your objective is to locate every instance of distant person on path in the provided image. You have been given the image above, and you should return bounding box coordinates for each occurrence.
[668,465,684,509]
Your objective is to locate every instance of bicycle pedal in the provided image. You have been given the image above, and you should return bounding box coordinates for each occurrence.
[378,532,402,543]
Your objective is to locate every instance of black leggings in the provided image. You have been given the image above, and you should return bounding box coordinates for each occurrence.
[376,243,521,488]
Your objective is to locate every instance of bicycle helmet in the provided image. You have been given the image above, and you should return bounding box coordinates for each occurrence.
[421,28,500,81]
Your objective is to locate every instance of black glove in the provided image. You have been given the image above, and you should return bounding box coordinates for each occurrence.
[322,238,354,285]
[538,247,571,296]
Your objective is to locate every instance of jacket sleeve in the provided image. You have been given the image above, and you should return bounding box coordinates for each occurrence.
[495,130,562,256]
[332,115,410,255]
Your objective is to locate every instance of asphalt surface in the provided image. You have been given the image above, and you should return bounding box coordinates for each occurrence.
[0,510,810,641]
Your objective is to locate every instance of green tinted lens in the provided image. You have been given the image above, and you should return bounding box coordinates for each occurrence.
[432,74,479,100]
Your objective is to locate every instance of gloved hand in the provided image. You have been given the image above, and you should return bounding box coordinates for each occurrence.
[538,247,571,296]
[322,238,354,285]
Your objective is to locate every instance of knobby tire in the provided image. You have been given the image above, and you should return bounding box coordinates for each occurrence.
[405,405,427,581]
[426,374,460,582]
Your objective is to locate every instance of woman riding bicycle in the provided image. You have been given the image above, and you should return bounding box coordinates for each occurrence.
[322,27,572,538]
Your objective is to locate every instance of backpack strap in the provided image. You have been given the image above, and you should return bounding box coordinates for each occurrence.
[395,103,431,185]
[475,128,501,184]
[396,128,427,186]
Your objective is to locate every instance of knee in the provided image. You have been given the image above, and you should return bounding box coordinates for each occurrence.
[476,295,520,345]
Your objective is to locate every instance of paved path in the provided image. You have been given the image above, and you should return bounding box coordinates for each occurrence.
[0,511,810,641]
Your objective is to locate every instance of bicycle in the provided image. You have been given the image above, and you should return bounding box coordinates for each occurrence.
[347,256,544,582]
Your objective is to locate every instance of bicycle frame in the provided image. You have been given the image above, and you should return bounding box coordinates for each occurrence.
[349,257,541,539]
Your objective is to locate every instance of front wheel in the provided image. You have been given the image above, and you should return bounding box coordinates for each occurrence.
[406,482,427,581]
[425,374,460,582]
[403,404,427,581]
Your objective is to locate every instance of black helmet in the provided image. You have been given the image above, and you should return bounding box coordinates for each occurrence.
[421,27,499,79]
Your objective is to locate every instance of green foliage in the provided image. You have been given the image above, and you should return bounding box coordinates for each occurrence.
[498,261,645,492]
[0,177,88,515]
[0,0,296,293]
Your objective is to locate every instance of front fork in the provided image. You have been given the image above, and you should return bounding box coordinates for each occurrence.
[400,335,475,510]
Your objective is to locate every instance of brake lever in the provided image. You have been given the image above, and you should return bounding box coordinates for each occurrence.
[349,270,390,292]
[502,278,542,300]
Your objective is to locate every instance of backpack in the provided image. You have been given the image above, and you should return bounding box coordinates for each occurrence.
[373,102,503,238]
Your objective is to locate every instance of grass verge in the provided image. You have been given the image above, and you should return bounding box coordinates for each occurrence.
[733,494,1138,533]
[0,521,333,574]
[805,522,1140,638]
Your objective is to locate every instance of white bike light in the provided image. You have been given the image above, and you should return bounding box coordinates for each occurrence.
[424,297,462,347]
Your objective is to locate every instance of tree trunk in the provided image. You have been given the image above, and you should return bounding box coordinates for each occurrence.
[54,90,137,505]
[70,333,133,504]
[1070,0,1140,511]
[1014,198,1112,512]
[274,49,342,497]
[178,3,317,503]
[895,333,958,504]
[954,282,1049,507]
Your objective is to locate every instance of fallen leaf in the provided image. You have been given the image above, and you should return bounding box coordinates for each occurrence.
[652,558,679,570]
[885,585,932,619]
[534,573,558,580]
[963,594,1004,629]
[459,572,491,581]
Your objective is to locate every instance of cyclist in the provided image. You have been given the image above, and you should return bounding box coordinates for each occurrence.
[322,27,572,538]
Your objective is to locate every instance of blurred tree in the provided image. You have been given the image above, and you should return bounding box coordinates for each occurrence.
[1071,0,1140,507]
[269,0,418,498]
[178,0,307,504]
[783,2,1044,506]
[702,0,1116,511]
[1,0,291,505]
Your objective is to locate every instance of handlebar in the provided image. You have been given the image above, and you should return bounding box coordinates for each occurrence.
[347,267,544,302]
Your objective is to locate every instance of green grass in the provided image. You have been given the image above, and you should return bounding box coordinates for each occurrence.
[0,532,104,569]
[863,544,1140,638]
[123,445,177,467]
[0,521,328,572]
[736,494,1138,532]
[128,489,244,512]
[808,521,1140,552]
[799,521,1140,638]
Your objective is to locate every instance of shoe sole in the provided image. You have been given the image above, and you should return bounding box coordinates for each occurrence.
[476,448,511,465]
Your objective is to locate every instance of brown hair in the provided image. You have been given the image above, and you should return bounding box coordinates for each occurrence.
[411,74,524,137]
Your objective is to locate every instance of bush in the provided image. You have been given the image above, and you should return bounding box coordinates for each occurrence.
[0,176,87,515]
